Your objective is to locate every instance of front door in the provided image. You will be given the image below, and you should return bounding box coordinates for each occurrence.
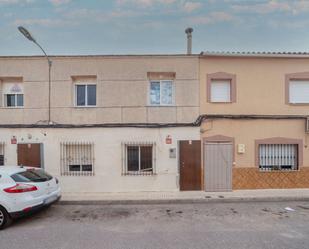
[204,142,233,191]
[17,143,42,168]
[179,140,201,191]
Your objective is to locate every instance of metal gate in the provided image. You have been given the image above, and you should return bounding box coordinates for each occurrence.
[204,142,233,192]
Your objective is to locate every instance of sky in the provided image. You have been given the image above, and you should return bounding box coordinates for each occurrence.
[1,0,309,55]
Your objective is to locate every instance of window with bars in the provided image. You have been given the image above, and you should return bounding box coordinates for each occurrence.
[0,142,4,166]
[122,142,156,175]
[259,144,298,171]
[60,142,94,176]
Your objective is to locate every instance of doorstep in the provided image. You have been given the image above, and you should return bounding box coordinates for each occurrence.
[59,189,309,204]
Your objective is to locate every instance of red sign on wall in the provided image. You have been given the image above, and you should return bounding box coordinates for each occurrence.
[11,136,17,144]
[165,135,172,144]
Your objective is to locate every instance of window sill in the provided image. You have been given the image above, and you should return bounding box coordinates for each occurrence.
[122,172,156,176]
[288,102,309,106]
[1,107,24,109]
[74,106,97,108]
[61,172,94,176]
[259,169,299,173]
[147,105,175,107]
[208,101,233,104]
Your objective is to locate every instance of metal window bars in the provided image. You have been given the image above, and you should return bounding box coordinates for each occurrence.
[122,141,156,176]
[60,142,95,176]
[259,144,298,171]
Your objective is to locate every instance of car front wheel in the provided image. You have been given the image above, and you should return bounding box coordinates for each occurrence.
[0,206,12,230]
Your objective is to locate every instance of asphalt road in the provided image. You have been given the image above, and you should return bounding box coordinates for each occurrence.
[1,201,309,249]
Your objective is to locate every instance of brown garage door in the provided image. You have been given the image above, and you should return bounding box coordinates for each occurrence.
[17,143,42,168]
[179,140,201,191]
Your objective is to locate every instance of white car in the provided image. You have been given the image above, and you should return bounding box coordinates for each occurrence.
[0,166,61,229]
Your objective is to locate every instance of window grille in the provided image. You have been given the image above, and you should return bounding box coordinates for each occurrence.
[259,144,298,171]
[122,142,156,175]
[60,142,95,176]
[0,142,4,166]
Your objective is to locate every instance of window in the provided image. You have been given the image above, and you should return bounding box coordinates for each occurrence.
[2,83,24,108]
[75,84,96,107]
[289,80,309,104]
[0,142,4,166]
[259,144,298,171]
[11,169,52,183]
[122,142,155,175]
[5,94,24,107]
[207,72,236,103]
[149,80,173,105]
[210,80,231,102]
[60,142,94,176]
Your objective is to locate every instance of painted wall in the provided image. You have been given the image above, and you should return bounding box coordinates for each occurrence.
[0,55,199,125]
[201,119,309,168]
[0,127,200,193]
[200,56,309,115]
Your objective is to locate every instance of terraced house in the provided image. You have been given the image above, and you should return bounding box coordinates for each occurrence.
[0,55,201,193]
[199,51,309,191]
[1,50,309,194]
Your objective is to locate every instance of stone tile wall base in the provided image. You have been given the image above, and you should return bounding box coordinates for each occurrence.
[233,167,309,189]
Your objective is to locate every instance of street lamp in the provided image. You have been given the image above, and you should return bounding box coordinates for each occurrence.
[18,26,53,125]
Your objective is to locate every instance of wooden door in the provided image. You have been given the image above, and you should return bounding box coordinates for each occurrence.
[17,144,42,168]
[179,140,201,191]
[204,142,233,191]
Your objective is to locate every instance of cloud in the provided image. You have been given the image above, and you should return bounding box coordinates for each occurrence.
[182,1,202,13]
[13,18,76,27]
[49,0,71,6]
[232,0,309,15]
[0,0,35,4]
[189,11,236,25]
[116,0,177,8]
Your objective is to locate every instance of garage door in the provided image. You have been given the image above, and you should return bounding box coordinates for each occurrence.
[204,142,233,192]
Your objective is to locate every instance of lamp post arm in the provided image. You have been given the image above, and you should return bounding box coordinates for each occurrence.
[34,41,52,66]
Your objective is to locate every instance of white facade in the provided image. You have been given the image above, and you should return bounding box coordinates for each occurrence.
[0,127,200,193]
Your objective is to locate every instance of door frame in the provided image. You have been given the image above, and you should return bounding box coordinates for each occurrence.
[203,135,235,191]
[178,140,202,191]
[17,143,44,169]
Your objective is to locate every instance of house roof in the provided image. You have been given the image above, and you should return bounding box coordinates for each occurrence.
[201,51,309,58]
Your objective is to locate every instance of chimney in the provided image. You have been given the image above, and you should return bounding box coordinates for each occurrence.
[185,27,193,55]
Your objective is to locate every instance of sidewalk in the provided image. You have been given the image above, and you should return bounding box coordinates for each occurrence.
[60,189,309,204]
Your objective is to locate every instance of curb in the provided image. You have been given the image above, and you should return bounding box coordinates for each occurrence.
[58,196,309,205]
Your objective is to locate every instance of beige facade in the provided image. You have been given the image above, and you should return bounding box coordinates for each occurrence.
[0,55,199,125]
[200,54,309,190]
[0,55,200,194]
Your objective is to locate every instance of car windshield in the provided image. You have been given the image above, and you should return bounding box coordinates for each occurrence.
[11,169,53,183]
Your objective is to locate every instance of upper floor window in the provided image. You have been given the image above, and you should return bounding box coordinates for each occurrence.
[210,80,231,102]
[75,84,96,107]
[289,80,309,104]
[207,72,236,103]
[285,72,309,104]
[3,83,24,108]
[149,80,174,106]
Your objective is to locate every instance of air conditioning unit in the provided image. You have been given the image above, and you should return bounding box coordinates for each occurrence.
[306,117,309,133]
